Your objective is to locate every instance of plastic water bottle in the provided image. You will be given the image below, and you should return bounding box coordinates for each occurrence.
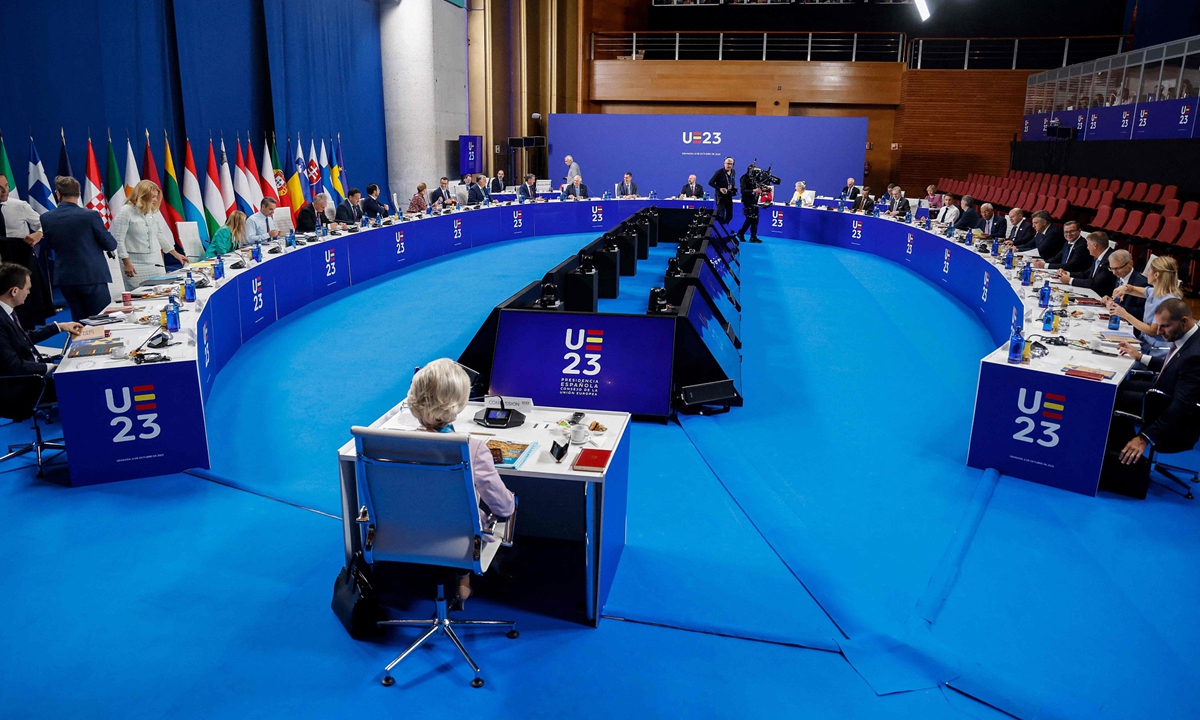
[991,238,999,256]
[1004,247,1014,269]
[184,271,196,303]
[1007,322,1024,364]
[1021,263,1032,286]
[650,190,657,200]
[214,256,225,281]
[287,230,296,248]
[1108,311,1121,330]
[874,205,881,218]
[1043,309,1055,332]
[905,211,912,223]
[251,243,262,263]
[360,215,368,228]
[1038,280,1052,308]
[166,296,181,332]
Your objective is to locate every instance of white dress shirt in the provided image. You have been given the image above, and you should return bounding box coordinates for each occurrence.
[0,197,42,237]
[936,205,960,224]
[246,211,274,245]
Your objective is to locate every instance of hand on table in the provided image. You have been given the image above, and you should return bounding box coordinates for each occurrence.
[1112,284,1129,300]
[59,321,84,336]
[268,228,281,238]
[1120,435,1148,465]
[1055,269,1071,284]
[1032,259,1045,269]
[1117,341,1142,361]
[172,252,189,266]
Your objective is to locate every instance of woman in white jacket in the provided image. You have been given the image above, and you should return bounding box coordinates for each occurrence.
[111,180,188,290]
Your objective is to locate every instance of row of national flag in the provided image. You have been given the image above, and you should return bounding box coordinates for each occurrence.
[0,129,350,250]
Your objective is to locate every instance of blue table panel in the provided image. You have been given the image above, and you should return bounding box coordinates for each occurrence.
[272,248,315,319]
[310,236,351,300]
[236,261,278,343]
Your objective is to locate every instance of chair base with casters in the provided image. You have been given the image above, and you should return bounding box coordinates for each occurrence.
[0,375,63,478]
[1148,449,1197,499]
[378,582,519,688]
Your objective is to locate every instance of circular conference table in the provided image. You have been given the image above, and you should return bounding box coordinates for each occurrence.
[52,199,1130,495]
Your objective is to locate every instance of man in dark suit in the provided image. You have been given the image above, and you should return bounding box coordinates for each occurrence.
[1115,298,1200,462]
[466,175,491,204]
[617,173,638,199]
[295,193,340,233]
[736,166,762,243]
[0,262,83,402]
[975,203,1007,238]
[953,195,980,231]
[840,177,861,201]
[360,184,389,219]
[38,176,117,321]
[853,187,875,214]
[1106,249,1148,318]
[1013,211,1064,260]
[1004,208,1035,247]
[1057,231,1117,298]
[335,188,364,225]
[564,176,589,200]
[1034,221,1089,273]
[883,186,910,217]
[708,157,737,224]
[430,177,456,208]
[489,171,506,194]
[679,174,703,199]
[517,174,539,202]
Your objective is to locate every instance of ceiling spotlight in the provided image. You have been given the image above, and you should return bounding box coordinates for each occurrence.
[914,0,931,21]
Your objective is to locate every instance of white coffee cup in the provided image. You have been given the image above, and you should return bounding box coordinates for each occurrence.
[570,424,590,444]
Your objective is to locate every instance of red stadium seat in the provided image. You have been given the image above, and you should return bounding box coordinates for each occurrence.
[1129,182,1148,202]
[1119,210,1144,236]
[1083,189,1101,210]
[1144,184,1163,204]
[999,189,1014,206]
[1160,185,1178,204]
[1100,190,1115,208]
[1116,180,1135,199]
[1032,195,1049,213]
[1066,187,1080,204]
[1161,198,1180,217]
[1050,174,1061,184]
[1091,205,1112,230]
[1047,183,1060,197]
[1136,213,1162,241]
[1037,181,1050,195]
[1066,176,1079,187]
[1049,198,1068,221]
[1096,179,1110,192]
[1156,216,1184,246]
[1181,201,1200,222]
[1103,207,1127,234]
[1176,219,1200,251]
[1018,192,1035,210]
[1087,177,1100,190]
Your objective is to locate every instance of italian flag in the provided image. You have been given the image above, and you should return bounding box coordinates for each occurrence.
[104,132,126,219]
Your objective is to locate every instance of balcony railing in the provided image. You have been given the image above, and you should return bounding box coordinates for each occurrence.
[592,31,907,62]
[651,0,914,5]
[908,36,1130,70]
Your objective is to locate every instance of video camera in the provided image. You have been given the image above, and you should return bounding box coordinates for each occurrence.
[745,161,781,190]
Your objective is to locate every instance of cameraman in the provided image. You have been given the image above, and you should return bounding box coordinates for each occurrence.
[737,164,763,244]
[708,157,737,225]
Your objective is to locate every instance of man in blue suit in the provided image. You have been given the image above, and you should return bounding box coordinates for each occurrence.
[1013,210,1065,260]
[39,176,117,321]
[466,174,491,205]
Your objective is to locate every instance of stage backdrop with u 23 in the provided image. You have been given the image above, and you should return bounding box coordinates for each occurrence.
[547,114,868,198]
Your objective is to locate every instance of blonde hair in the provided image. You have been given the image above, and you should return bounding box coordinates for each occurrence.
[1150,255,1181,299]
[416,182,427,193]
[129,180,161,214]
[226,211,247,244]
[407,359,470,430]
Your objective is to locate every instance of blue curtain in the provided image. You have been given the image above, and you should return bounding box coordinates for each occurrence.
[0,0,388,203]
[0,0,183,191]
[262,0,390,202]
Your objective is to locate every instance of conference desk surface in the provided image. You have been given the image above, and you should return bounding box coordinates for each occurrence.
[337,401,631,626]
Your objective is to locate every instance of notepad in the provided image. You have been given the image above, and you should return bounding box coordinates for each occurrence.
[571,448,612,473]
[486,440,537,469]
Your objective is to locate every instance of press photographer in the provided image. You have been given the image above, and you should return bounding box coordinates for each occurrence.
[737,162,779,244]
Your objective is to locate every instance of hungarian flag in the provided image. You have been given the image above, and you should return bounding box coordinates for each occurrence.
[232,138,255,216]
[269,133,288,209]
[218,138,236,220]
[0,131,18,199]
[83,137,110,227]
[257,134,277,203]
[243,136,264,210]
[203,140,226,238]
[181,139,209,246]
[285,133,306,222]
[104,132,126,220]
[160,134,185,247]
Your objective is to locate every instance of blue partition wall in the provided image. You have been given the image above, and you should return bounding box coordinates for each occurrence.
[548,114,867,198]
[1022,96,1200,142]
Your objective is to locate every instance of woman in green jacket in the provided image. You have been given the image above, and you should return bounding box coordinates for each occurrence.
[204,211,247,258]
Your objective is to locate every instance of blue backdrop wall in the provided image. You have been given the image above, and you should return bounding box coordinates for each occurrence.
[548,114,868,199]
[0,0,389,205]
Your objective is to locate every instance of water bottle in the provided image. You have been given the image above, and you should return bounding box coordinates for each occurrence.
[874,205,881,218]
[1043,309,1055,332]
[1004,247,1014,269]
[427,203,434,214]
[360,215,368,228]
[1021,263,1032,286]
[214,256,225,281]
[991,237,999,257]
[184,271,196,303]
[1108,311,1121,330]
[703,191,710,200]
[166,296,181,333]
[944,222,953,237]
[904,211,912,223]
[1038,280,1051,308]
[1007,322,1025,364]
[321,223,328,238]
[251,243,262,263]
[650,190,657,200]
[287,230,296,248]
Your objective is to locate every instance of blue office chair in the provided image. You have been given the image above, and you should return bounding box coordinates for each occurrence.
[350,426,518,688]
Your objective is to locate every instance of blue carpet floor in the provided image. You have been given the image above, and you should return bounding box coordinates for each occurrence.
[2,230,1197,719]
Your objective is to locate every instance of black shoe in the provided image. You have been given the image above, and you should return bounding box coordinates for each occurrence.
[737,231,746,242]
[749,237,762,243]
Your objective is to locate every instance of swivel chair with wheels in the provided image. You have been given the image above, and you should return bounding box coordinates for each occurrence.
[0,374,63,477]
[350,426,518,689]
[1142,388,1200,499]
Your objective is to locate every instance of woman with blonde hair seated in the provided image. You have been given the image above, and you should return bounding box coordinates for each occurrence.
[204,211,247,258]
[111,179,189,290]
[1107,255,1183,365]
[407,358,515,606]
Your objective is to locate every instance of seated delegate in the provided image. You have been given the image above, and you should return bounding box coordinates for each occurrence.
[1109,255,1179,365]
[296,194,344,234]
[406,358,515,607]
[204,211,247,258]
[1032,221,1088,273]
[1056,231,1117,298]
[467,175,491,205]
[518,174,543,202]
[787,181,807,207]
[336,189,364,225]
[565,176,589,200]
[953,196,980,231]
[1011,211,1063,260]
[853,187,874,214]
[361,184,389,219]
[679,175,704,199]
[934,195,960,226]
[883,186,910,217]
[0,262,84,403]
[617,173,638,199]
[407,183,428,214]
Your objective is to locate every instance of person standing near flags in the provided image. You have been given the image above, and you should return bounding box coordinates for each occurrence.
[38,176,118,320]
[111,180,189,291]
[0,176,54,327]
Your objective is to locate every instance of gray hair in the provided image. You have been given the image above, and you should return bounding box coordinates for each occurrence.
[313,193,330,204]
[407,359,471,431]
[1109,249,1132,266]
[795,181,806,189]
[1010,207,1024,218]
[1086,231,1110,248]
[980,203,993,211]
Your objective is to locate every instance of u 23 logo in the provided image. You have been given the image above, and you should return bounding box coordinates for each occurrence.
[563,329,602,376]
[106,386,161,444]
[1013,388,1063,448]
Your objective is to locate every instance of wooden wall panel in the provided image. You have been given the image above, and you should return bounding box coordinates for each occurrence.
[599,102,756,115]
[894,70,1029,194]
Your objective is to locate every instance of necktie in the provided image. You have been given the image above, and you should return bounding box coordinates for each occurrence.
[1164,341,1179,368]
[8,309,38,360]
[0,201,6,238]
